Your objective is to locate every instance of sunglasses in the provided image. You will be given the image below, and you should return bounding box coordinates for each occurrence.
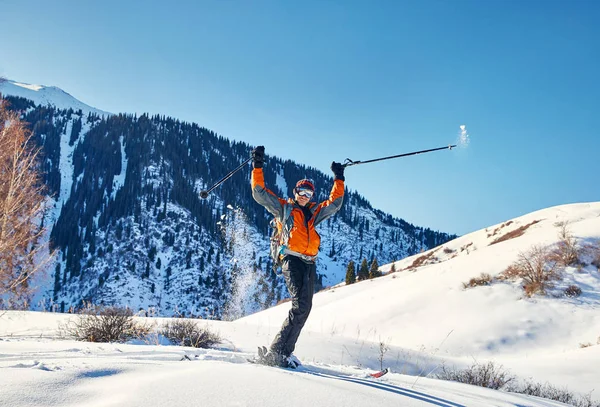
[296,188,314,198]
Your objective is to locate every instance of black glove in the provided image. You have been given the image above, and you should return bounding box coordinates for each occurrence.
[331,161,345,181]
[252,146,265,168]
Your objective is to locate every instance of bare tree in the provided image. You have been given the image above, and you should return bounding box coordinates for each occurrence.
[0,98,52,308]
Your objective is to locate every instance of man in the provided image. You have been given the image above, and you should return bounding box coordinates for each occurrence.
[250,145,345,368]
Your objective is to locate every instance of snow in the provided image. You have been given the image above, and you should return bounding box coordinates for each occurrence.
[110,135,127,199]
[58,121,78,207]
[275,166,288,195]
[0,312,572,407]
[0,80,111,117]
[458,125,470,147]
[2,202,599,406]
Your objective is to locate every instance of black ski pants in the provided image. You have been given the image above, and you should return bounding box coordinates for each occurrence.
[270,255,316,357]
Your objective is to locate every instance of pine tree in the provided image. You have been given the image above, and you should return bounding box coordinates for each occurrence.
[53,263,61,300]
[369,258,381,279]
[358,258,369,281]
[345,260,356,285]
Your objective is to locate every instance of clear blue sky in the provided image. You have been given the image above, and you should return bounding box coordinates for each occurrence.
[1,0,599,235]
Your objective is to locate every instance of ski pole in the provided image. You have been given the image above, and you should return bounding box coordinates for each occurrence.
[200,156,252,199]
[342,144,456,167]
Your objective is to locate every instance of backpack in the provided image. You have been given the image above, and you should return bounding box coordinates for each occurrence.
[269,203,293,272]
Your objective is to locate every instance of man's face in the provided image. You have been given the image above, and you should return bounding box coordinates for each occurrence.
[294,188,313,207]
[294,193,310,207]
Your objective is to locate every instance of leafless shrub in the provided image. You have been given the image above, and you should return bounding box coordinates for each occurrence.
[565,284,582,298]
[489,220,540,246]
[579,342,593,348]
[498,263,522,281]
[549,221,580,267]
[487,221,514,238]
[403,249,438,270]
[506,379,600,407]
[443,247,454,254]
[462,273,493,289]
[378,340,389,371]
[499,245,560,296]
[460,242,474,253]
[0,99,54,307]
[61,306,150,343]
[160,318,221,348]
[435,361,515,390]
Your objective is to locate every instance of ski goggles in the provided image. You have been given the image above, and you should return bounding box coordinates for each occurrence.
[295,188,314,198]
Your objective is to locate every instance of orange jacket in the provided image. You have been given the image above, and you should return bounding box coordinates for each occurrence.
[251,168,344,257]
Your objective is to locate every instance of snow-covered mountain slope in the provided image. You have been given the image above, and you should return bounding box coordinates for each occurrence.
[238,202,600,394]
[0,79,110,116]
[2,82,455,318]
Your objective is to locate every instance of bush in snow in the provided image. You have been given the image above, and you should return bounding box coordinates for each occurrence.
[564,284,582,298]
[489,220,540,246]
[548,221,580,268]
[62,306,150,343]
[435,361,515,390]
[160,318,221,348]
[438,361,600,406]
[506,379,600,407]
[500,245,560,296]
[462,273,493,289]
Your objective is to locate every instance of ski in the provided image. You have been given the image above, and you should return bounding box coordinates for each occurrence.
[247,346,299,369]
[246,356,298,370]
[369,368,389,378]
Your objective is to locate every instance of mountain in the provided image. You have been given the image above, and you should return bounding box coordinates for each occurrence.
[0,80,110,116]
[0,80,456,318]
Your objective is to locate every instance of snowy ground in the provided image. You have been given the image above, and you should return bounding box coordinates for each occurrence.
[0,312,573,407]
[1,202,600,406]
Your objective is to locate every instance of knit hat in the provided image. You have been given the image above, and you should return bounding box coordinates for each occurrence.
[295,179,315,192]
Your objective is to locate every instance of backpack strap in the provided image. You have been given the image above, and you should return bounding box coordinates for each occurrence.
[279,202,293,246]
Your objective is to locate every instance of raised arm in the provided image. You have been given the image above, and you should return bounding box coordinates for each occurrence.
[250,146,286,219]
[312,162,345,226]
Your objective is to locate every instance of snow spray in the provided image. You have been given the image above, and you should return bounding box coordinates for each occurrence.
[220,206,267,320]
[458,125,470,147]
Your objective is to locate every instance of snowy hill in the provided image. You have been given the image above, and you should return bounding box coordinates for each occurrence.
[1,203,599,406]
[238,202,600,393]
[0,79,110,116]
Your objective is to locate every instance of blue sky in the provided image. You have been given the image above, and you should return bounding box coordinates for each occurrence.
[1,0,598,235]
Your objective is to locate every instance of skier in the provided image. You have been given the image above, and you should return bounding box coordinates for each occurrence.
[250,145,345,368]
